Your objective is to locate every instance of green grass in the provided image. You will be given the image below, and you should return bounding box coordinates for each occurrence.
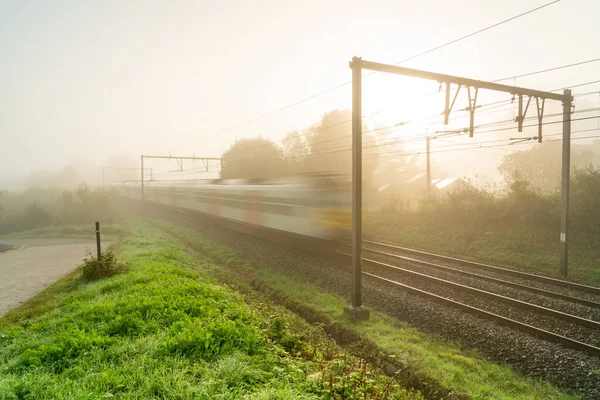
[0,220,421,399]
[150,219,582,400]
[363,212,600,285]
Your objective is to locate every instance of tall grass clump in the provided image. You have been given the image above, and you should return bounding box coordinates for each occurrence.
[81,251,127,280]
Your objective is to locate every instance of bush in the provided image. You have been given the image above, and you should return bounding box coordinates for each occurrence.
[0,183,120,234]
[0,202,53,234]
[81,251,127,281]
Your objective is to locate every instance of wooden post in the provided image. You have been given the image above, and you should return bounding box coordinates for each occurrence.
[95,221,102,261]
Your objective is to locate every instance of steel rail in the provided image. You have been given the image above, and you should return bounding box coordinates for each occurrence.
[364,271,600,358]
[361,246,600,310]
[364,240,600,295]
[334,251,600,330]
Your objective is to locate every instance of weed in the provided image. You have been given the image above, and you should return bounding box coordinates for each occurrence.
[81,251,127,281]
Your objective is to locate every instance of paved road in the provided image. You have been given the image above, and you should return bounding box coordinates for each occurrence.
[0,238,108,316]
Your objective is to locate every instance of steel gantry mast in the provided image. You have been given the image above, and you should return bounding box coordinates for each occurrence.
[139,155,223,213]
[348,57,573,315]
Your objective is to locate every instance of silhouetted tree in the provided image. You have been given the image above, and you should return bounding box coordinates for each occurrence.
[281,130,309,175]
[499,140,594,193]
[220,137,285,179]
[302,109,379,182]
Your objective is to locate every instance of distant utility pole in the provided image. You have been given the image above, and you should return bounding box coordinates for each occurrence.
[141,155,145,203]
[426,135,431,196]
[348,57,573,308]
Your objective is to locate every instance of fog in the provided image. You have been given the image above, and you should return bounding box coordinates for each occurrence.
[1,0,600,190]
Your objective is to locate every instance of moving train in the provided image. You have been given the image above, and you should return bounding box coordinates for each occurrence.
[115,174,351,240]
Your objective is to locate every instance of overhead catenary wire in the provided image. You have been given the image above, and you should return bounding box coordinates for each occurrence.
[191,113,600,174]
[374,129,600,161]
[272,105,600,161]
[146,128,600,182]
[166,0,562,154]
[207,115,600,170]
[492,58,600,83]
[215,78,600,166]
[153,102,599,177]
[214,90,600,169]
[388,1,561,69]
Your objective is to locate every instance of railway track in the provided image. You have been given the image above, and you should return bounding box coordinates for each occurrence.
[362,241,600,309]
[329,241,600,358]
[363,240,600,296]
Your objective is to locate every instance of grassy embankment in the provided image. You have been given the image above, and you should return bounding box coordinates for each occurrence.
[150,219,581,400]
[363,213,600,285]
[0,221,422,399]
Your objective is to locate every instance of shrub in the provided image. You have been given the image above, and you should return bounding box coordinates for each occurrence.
[81,251,127,281]
[0,202,53,234]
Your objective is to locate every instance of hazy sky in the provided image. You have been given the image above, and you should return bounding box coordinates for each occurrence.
[1,0,599,184]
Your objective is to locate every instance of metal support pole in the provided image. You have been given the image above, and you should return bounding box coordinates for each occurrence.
[345,56,368,320]
[95,221,102,261]
[444,82,450,124]
[536,97,546,143]
[560,89,572,277]
[468,87,478,138]
[426,136,431,195]
[353,57,571,279]
[351,57,362,308]
[150,167,153,182]
[141,155,145,215]
[517,94,523,132]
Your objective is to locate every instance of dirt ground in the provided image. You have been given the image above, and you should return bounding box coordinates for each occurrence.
[0,238,108,316]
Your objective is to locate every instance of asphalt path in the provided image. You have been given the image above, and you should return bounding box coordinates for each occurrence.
[0,238,108,316]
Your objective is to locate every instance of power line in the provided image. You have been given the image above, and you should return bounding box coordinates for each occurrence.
[148,129,599,181]
[492,58,600,83]
[167,0,561,153]
[214,115,600,170]
[359,128,600,164]
[416,60,600,107]
[390,0,560,68]
[235,112,600,169]
[221,94,600,170]
[221,88,600,167]
[313,78,600,154]
[377,129,600,160]
[295,96,600,157]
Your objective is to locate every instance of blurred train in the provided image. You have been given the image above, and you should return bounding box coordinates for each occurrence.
[115,174,351,240]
